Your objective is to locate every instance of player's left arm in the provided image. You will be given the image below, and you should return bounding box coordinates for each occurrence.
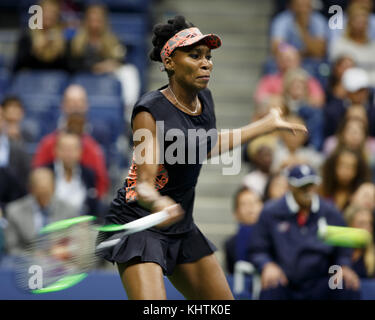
[207,108,307,158]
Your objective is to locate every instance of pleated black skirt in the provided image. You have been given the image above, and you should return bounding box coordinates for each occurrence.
[97,224,217,276]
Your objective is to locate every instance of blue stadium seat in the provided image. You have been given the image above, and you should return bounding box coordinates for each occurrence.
[108,13,149,93]
[109,13,149,46]
[71,73,123,98]
[0,30,18,69]
[84,0,152,13]
[0,68,10,102]
[0,0,19,8]
[125,43,149,94]
[88,95,124,143]
[9,70,69,97]
[21,94,61,141]
[87,95,125,166]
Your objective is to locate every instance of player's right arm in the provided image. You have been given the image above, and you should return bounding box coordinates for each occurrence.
[132,111,183,227]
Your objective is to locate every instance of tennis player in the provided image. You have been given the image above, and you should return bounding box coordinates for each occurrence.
[97,15,307,300]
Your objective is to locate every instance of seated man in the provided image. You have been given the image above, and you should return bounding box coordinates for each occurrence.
[255,44,325,108]
[1,95,36,144]
[44,131,100,216]
[248,164,360,299]
[32,85,109,198]
[0,101,30,197]
[270,0,327,59]
[4,168,78,256]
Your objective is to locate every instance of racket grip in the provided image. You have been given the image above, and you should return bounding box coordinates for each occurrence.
[96,210,171,250]
[96,238,122,250]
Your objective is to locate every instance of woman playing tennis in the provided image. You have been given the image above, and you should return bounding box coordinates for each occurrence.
[98,15,307,300]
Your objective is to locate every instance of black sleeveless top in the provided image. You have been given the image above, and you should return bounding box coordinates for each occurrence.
[116,85,217,235]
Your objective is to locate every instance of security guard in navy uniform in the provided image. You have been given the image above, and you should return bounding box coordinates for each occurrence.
[248,164,361,300]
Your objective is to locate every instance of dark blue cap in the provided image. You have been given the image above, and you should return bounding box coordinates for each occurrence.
[287,164,321,188]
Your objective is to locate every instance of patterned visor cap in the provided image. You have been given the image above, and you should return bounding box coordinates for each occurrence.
[160,27,222,64]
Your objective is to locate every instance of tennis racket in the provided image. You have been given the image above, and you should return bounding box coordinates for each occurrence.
[15,207,174,294]
[317,217,372,248]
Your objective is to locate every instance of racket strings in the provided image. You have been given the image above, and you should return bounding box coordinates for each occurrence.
[15,223,102,291]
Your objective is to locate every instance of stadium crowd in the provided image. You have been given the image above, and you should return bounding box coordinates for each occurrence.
[225,0,375,299]
[0,0,150,259]
[0,0,374,300]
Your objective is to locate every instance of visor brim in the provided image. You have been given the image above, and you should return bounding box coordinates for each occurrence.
[179,34,222,50]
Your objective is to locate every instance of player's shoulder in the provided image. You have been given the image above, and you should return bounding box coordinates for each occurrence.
[199,88,215,113]
[134,88,166,110]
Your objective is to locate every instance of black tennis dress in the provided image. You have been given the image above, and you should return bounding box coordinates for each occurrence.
[97,85,218,275]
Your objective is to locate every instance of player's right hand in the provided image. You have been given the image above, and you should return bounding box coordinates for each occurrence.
[152,196,184,229]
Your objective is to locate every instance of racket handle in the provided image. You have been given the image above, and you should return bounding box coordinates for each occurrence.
[96,238,122,250]
[96,209,170,250]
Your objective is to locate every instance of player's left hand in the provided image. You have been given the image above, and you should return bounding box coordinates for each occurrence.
[266,107,308,135]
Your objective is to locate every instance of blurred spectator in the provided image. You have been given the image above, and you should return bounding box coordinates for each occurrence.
[248,164,360,300]
[350,182,375,212]
[255,44,325,107]
[263,171,289,202]
[323,111,375,169]
[44,131,100,216]
[270,0,328,59]
[13,0,68,72]
[224,187,263,274]
[68,3,140,112]
[329,3,375,85]
[326,55,355,101]
[320,147,371,211]
[272,113,324,172]
[328,0,375,41]
[324,67,375,138]
[3,168,78,256]
[0,95,35,144]
[344,205,375,278]
[32,85,109,198]
[60,0,82,36]
[0,101,30,195]
[242,135,276,198]
[0,208,5,261]
[282,68,324,149]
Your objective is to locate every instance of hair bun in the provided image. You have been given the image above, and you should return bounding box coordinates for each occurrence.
[149,15,194,63]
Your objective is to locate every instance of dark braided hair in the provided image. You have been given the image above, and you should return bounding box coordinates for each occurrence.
[149,15,194,62]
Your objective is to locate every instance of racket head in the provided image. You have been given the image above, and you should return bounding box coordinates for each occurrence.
[319,225,372,248]
[15,217,100,294]
[31,273,88,294]
[39,215,96,234]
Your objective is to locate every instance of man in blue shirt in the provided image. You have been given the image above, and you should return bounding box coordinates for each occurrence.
[248,164,360,299]
[270,0,328,59]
